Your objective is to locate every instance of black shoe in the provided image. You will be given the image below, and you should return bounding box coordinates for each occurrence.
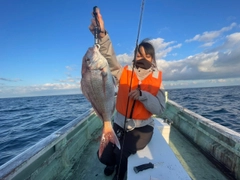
[104,165,115,176]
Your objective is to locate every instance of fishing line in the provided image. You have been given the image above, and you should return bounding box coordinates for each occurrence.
[117,0,145,179]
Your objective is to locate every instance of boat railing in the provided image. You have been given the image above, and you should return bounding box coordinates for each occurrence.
[163,99,240,179]
[0,108,95,180]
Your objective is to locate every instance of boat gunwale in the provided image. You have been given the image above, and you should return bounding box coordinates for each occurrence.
[168,99,240,143]
[0,108,94,179]
[165,99,240,179]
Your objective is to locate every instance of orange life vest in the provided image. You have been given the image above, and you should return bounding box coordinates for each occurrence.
[116,66,162,120]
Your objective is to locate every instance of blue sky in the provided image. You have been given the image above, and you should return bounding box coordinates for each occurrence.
[1,0,240,98]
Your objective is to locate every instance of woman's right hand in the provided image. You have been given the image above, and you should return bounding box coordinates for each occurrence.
[89,7,106,38]
[128,89,142,100]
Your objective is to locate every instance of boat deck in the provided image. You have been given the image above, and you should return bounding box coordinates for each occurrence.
[67,125,229,180]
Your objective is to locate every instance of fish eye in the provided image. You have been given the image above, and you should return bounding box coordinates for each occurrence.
[85,58,90,62]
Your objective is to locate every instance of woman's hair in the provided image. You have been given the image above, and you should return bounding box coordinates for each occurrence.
[138,39,156,66]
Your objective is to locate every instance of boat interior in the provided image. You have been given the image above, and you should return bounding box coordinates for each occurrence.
[1,104,237,180]
[67,116,230,180]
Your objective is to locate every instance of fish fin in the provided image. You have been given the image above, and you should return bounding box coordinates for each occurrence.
[98,121,121,158]
[101,68,108,96]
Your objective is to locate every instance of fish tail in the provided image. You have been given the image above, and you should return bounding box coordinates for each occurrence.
[98,121,121,158]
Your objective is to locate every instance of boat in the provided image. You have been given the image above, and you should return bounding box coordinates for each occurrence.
[0,94,239,180]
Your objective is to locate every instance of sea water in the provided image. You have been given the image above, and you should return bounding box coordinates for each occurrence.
[0,85,239,166]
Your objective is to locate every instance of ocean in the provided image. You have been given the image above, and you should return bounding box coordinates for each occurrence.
[0,85,239,166]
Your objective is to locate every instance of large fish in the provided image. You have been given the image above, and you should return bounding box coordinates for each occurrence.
[81,45,120,158]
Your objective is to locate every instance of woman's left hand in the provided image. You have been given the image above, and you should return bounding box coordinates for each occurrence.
[128,89,141,100]
[89,7,106,38]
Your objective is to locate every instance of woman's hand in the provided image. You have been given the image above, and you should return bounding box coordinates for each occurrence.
[129,89,142,100]
[89,7,106,38]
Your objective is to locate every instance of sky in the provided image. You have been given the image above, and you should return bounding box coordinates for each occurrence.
[0,0,240,98]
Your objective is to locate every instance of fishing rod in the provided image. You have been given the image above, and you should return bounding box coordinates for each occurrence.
[124,0,145,118]
[117,0,145,179]
[93,6,101,47]
[123,0,145,133]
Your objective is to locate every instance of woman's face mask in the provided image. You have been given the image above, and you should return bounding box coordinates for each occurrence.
[135,59,152,69]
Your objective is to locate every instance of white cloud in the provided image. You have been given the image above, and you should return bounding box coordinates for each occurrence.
[58,77,79,83]
[66,66,74,71]
[185,23,237,43]
[116,38,182,63]
[201,42,214,47]
[163,78,240,89]
[158,26,169,34]
[158,45,240,81]
[149,38,182,59]
[114,31,240,82]
[0,63,82,97]
[223,32,240,49]
[0,83,80,98]
[41,83,78,90]
[0,78,22,82]
[117,53,133,65]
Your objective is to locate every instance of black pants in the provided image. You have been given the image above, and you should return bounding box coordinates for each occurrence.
[98,123,153,180]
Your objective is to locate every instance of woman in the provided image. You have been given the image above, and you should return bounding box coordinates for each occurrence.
[89,8,166,180]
